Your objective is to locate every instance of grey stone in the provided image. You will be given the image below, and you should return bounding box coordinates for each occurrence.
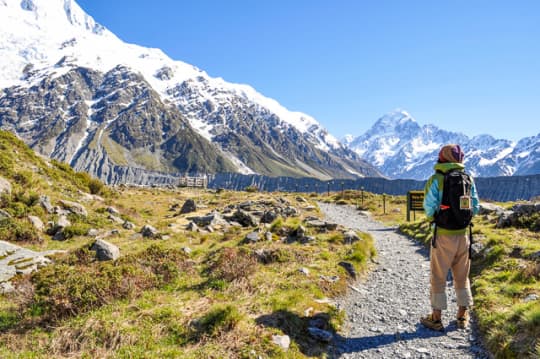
[187,211,227,227]
[523,294,538,303]
[39,195,54,214]
[90,239,120,261]
[180,199,197,214]
[305,219,327,229]
[260,210,278,224]
[265,231,273,241]
[28,215,44,232]
[186,221,199,232]
[343,230,361,244]
[141,224,159,238]
[272,335,290,350]
[121,221,133,230]
[53,230,66,241]
[108,214,124,224]
[87,228,99,237]
[479,202,505,215]
[182,247,192,255]
[0,281,15,294]
[59,200,88,217]
[299,267,310,275]
[107,206,120,215]
[296,196,307,203]
[339,261,357,279]
[245,231,260,243]
[0,176,11,196]
[56,215,71,229]
[232,209,259,227]
[307,327,333,342]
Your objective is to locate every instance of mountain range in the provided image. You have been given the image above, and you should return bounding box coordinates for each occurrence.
[343,110,540,180]
[0,0,538,184]
[0,0,381,183]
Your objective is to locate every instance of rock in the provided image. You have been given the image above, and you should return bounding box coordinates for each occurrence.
[530,251,540,260]
[56,215,71,229]
[260,210,278,224]
[343,230,361,244]
[513,203,540,215]
[0,209,12,219]
[107,206,120,215]
[265,231,273,241]
[39,195,54,214]
[479,202,505,215]
[282,206,298,217]
[245,231,260,243]
[293,225,307,237]
[232,209,259,227]
[523,294,538,303]
[320,275,340,283]
[53,230,66,241]
[0,176,11,195]
[28,215,44,232]
[182,247,192,255]
[307,327,333,342]
[90,239,120,261]
[0,281,15,294]
[180,199,197,214]
[324,222,338,231]
[296,196,307,203]
[304,205,317,211]
[187,211,227,227]
[204,225,214,233]
[299,267,310,275]
[238,201,254,210]
[141,224,159,238]
[123,221,135,230]
[108,214,124,224]
[305,219,327,229]
[59,200,88,217]
[338,261,357,279]
[392,207,402,213]
[470,242,486,259]
[496,210,514,228]
[186,221,199,232]
[87,228,99,237]
[272,334,290,350]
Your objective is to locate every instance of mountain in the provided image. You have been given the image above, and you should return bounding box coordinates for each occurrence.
[0,0,381,183]
[345,110,540,180]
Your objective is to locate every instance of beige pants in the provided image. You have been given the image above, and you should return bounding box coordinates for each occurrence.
[430,233,473,310]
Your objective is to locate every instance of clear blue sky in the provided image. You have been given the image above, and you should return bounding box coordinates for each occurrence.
[77,0,540,141]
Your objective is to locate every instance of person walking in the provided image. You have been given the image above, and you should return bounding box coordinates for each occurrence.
[421,144,480,331]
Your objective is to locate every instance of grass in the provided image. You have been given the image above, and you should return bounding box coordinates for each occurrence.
[0,134,377,358]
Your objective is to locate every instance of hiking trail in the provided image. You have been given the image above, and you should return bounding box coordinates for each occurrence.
[319,203,491,359]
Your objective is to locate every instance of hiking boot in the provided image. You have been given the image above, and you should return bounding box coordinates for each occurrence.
[457,311,470,329]
[420,314,444,332]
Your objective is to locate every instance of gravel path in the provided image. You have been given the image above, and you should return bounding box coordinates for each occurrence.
[319,203,491,359]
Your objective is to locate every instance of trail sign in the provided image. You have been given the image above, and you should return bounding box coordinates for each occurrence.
[407,190,424,221]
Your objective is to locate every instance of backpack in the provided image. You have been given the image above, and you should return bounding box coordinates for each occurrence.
[434,170,473,230]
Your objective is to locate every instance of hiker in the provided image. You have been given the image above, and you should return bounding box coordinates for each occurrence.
[421,144,480,331]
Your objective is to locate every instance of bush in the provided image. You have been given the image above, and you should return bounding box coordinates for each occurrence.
[244,185,258,193]
[0,218,41,244]
[25,245,189,323]
[207,247,256,282]
[62,223,91,239]
[194,304,242,338]
[88,178,105,195]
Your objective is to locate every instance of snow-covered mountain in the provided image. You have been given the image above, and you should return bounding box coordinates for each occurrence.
[345,110,540,180]
[0,0,381,182]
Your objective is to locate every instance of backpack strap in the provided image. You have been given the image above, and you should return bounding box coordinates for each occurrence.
[432,222,437,248]
[468,223,474,259]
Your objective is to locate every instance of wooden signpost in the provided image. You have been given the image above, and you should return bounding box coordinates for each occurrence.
[407,190,424,221]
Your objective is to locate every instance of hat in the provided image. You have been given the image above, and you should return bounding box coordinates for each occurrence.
[438,144,464,163]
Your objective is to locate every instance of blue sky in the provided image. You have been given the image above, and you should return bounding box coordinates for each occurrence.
[77,0,540,141]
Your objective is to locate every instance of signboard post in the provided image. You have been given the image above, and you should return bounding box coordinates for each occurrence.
[407,190,425,221]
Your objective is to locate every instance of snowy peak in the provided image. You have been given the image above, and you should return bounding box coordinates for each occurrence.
[345,110,540,180]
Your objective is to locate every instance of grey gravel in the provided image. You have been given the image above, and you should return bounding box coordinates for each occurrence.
[319,203,491,359]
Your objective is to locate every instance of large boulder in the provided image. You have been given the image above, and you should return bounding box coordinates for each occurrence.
[479,202,505,215]
[187,211,228,227]
[180,199,197,214]
[90,239,120,261]
[59,200,88,217]
[343,230,361,244]
[0,176,11,196]
[232,210,259,227]
[260,210,278,224]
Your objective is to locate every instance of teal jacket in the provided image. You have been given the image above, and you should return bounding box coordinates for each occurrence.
[423,162,480,235]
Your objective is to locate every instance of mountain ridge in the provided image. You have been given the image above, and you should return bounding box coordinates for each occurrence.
[343,110,540,180]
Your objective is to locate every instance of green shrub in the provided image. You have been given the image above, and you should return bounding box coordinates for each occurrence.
[0,218,41,244]
[25,245,189,323]
[244,185,258,193]
[62,223,91,239]
[207,247,256,282]
[194,304,242,338]
[88,178,105,195]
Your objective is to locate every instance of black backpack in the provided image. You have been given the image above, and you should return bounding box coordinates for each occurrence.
[434,170,473,230]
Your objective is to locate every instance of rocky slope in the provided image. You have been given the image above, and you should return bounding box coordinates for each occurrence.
[344,110,540,180]
[0,0,381,182]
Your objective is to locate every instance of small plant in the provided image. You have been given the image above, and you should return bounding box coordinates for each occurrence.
[244,185,258,193]
[207,247,256,282]
[0,218,41,244]
[194,304,242,338]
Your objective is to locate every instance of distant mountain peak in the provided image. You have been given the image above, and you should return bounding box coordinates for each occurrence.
[344,110,540,179]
